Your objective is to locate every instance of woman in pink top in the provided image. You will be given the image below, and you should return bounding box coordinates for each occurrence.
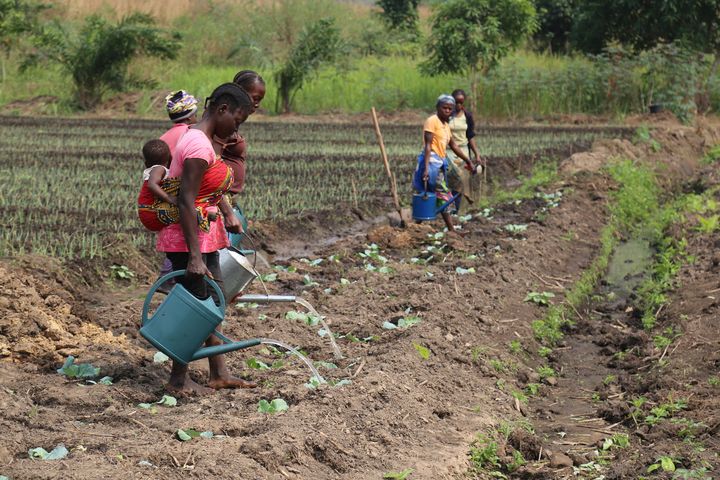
[157,83,255,394]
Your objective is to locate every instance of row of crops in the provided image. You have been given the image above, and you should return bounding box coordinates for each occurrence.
[0,116,629,259]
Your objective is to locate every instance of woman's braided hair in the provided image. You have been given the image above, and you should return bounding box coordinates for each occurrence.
[205,83,252,113]
[233,70,265,91]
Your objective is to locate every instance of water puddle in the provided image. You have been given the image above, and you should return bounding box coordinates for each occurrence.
[527,238,655,462]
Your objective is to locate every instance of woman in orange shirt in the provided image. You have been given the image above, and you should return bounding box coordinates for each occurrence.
[413,94,477,232]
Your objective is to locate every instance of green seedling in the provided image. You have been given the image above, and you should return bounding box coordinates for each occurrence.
[110,264,134,280]
[176,428,213,441]
[383,469,413,479]
[273,265,297,273]
[28,444,68,460]
[538,346,552,357]
[511,390,528,404]
[57,356,99,379]
[285,310,321,326]
[153,351,169,363]
[383,315,421,330]
[302,274,319,287]
[138,394,177,414]
[708,376,720,387]
[489,359,506,373]
[603,374,617,385]
[258,272,278,282]
[602,433,629,450]
[504,223,528,235]
[695,214,719,233]
[537,365,555,380]
[508,340,522,354]
[257,398,289,414]
[469,434,501,471]
[525,383,540,396]
[413,343,431,360]
[524,291,555,306]
[647,456,675,473]
[246,358,271,370]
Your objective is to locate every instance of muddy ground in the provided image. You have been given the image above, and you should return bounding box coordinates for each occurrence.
[1,120,720,479]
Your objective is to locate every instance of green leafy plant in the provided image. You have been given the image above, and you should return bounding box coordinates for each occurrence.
[537,365,555,380]
[383,315,422,330]
[26,13,180,110]
[695,214,719,233]
[508,340,522,354]
[383,469,414,480]
[647,456,676,473]
[413,343,431,360]
[701,144,720,165]
[602,433,629,450]
[257,398,289,414]
[110,264,134,280]
[421,0,537,109]
[57,356,99,379]
[275,17,344,113]
[28,444,68,460]
[469,434,501,471]
[176,428,213,441]
[524,291,555,306]
[504,223,529,235]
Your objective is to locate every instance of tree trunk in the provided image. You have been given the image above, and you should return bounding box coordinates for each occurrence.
[469,64,478,114]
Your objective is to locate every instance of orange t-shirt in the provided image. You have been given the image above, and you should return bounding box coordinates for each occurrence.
[423,114,451,159]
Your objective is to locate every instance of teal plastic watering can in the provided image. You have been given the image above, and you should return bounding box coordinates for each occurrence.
[140,270,260,365]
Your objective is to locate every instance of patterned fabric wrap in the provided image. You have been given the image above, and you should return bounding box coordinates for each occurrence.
[137,160,233,233]
[165,90,198,122]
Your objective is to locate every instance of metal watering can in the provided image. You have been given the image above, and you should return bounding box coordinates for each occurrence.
[140,270,260,365]
[219,246,258,304]
[412,185,461,221]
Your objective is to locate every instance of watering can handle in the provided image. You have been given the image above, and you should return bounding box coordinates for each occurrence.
[141,269,226,326]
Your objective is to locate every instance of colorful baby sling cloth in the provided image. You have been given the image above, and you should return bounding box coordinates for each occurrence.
[137,158,233,232]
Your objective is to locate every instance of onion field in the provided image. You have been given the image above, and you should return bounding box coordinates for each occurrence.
[0,116,627,259]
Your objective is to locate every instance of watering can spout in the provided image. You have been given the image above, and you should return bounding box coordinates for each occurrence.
[190,338,262,361]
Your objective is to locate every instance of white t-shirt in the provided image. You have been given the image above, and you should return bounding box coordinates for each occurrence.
[142,164,169,181]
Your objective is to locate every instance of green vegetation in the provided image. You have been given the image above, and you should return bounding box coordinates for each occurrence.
[0,116,616,259]
[257,398,289,414]
[274,18,343,113]
[421,0,537,104]
[1,0,719,118]
[25,12,179,110]
[383,469,413,480]
[524,291,555,306]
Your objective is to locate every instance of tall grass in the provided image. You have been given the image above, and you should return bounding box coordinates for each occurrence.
[4,49,719,118]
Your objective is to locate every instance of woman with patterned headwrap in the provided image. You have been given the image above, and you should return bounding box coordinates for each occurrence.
[160,90,198,157]
[156,90,199,291]
[413,94,478,233]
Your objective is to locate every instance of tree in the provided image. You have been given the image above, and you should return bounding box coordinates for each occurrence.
[274,18,343,113]
[26,12,180,110]
[571,0,720,55]
[421,0,536,109]
[533,0,575,53]
[376,0,419,34]
[0,0,46,80]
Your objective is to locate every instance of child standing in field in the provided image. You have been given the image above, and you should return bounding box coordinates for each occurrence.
[137,140,178,231]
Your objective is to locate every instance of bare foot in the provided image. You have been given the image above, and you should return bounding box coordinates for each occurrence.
[165,377,213,396]
[208,376,257,389]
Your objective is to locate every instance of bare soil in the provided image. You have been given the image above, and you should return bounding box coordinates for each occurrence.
[2,120,720,479]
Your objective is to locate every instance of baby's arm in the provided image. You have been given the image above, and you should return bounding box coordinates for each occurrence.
[147,167,176,205]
